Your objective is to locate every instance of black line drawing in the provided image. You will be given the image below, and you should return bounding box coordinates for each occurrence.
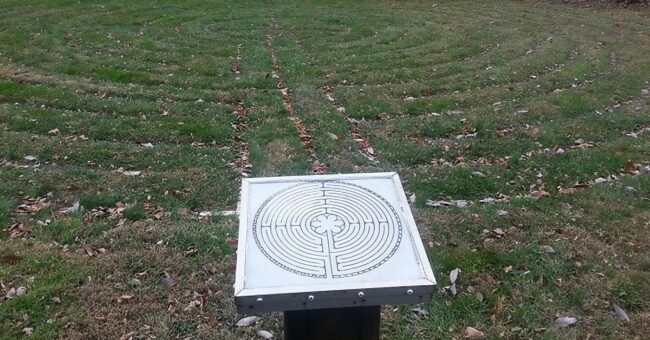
[253,181,402,278]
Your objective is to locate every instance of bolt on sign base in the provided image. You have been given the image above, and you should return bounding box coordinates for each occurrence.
[234,173,436,338]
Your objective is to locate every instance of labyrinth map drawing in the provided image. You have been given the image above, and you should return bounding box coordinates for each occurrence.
[234,173,436,313]
[253,181,403,278]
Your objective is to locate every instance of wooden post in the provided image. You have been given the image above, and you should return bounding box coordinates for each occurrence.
[284,306,380,340]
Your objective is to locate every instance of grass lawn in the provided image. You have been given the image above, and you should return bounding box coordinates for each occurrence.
[1,0,649,338]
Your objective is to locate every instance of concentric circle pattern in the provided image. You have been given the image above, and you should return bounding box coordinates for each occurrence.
[253,181,402,278]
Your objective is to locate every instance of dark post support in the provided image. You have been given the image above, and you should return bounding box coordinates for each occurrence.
[284,306,380,340]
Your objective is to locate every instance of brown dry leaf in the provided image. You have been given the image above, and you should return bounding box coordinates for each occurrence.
[143,202,157,213]
[495,296,505,319]
[117,294,134,304]
[107,202,128,218]
[152,210,165,220]
[465,326,484,338]
[558,187,577,194]
[16,196,52,214]
[7,223,32,238]
[119,331,134,340]
[82,245,96,257]
[531,190,550,198]
[571,181,592,189]
[625,160,639,171]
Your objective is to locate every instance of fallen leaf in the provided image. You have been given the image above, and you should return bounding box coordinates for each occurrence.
[594,177,608,184]
[122,170,142,177]
[7,223,32,238]
[162,272,178,288]
[554,316,577,328]
[119,331,134,340]
[540,245,555,253]
[258,330,274,339]
[626,160,639,171]
[465,326,484,338]
[236,315,260,327]
[426,200,451,207]
[411,306,429,318]
[153,210,166,220]
[531,190,550,198]
[471,171,486,178]
[558,187,577,194]
[70,200,81,213]
[82,245,96,256]
[453,200,469,208]
[495,296,505,319]
[611,303,630,323]
[117,294,134,303]
[450,268,460,284]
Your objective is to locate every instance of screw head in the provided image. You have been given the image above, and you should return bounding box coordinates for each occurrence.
[406,289,414,295]
[256,297,263,303]
[358,291,365,298]
[307,295,315,301]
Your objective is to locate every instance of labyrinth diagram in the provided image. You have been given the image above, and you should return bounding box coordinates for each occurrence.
[253,181,403,278]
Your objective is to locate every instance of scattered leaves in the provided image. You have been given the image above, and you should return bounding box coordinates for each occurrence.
[16,194,52,214]
[6,223,32,238]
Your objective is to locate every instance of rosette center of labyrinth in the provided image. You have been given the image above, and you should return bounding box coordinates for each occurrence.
[253,181,402,278]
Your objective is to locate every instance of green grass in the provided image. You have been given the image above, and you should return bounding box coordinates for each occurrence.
[1,0,649,338]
